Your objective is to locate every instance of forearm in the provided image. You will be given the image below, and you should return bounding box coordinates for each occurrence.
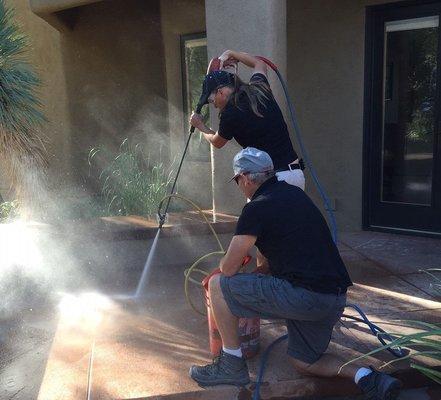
[219,255,241,277]
[199,124,216,136]
[220,235,257,276]
[227,51,260,68]
[202,128,217,144]
[193,120,216,141]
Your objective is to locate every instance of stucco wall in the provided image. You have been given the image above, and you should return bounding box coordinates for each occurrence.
[287,0,401,231]
[60,0,168,191]
[206,0,287,216]
[1,0,70,199]
[160,0,211,209]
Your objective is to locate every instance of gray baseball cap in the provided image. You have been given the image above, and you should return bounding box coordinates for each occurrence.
[230,147,274,182]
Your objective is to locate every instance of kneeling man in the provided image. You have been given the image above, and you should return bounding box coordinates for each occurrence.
[190,147,402,400]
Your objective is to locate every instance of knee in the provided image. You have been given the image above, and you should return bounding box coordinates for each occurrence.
[208,274,222,297]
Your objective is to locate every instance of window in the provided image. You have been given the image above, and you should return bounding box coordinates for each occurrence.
[181,33,210,161]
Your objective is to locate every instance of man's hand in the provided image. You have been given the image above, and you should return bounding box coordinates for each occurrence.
[190,112,206,131]
[255,249,270,274]
[220,235,257,276]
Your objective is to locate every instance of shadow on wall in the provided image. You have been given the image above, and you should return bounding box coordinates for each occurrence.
[56,0,213,212]
[60,0,169,192]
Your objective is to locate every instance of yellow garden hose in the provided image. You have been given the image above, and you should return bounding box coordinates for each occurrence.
[157,194,225,252]
[184,251,224,315]
[157,194,225,315]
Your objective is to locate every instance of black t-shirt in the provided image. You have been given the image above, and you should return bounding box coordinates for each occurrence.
[218,73,298,170]
[235,177,352,294]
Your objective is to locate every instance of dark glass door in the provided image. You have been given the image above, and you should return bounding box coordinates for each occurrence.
[365,1,441,235]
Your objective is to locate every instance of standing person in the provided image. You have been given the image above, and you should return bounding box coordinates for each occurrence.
[189,148,402,400]
[190,50,305,190]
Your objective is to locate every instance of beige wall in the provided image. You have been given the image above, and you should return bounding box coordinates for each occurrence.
[3,0,211,215]
[160,0,211,209]
[60,0,168,190]
[2,0,169,202]
[287,0,401,231]
[1,0,70,199]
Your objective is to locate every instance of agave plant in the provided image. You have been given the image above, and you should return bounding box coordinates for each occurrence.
[341,269,441,385]
[421,268,441,295]
[0,0,47,207]
[88,139,174,217]
[340,320,441,384]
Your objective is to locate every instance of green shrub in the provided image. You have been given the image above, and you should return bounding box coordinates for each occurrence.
[0,0,48,204]
[0,200,20,222]
[342,321,441,384]
[88,139,173,217]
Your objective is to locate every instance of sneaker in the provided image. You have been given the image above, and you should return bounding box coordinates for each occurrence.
[357,368,402,400]
[189,350,250,387]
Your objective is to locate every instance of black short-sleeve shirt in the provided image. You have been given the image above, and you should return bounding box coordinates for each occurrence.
[235,177,352,294]
[218,74,298,170]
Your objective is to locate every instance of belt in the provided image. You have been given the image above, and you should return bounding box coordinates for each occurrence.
[276,158,305,172]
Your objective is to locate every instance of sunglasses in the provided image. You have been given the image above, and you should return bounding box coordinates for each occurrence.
[233,172,249,185]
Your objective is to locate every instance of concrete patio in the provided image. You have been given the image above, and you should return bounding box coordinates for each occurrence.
[1,220,441,400]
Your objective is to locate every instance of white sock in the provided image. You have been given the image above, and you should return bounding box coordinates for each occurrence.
[223,346,243,358]
[354,367,372,384]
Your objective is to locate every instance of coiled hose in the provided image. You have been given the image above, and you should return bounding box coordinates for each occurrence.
[156,194,224,315]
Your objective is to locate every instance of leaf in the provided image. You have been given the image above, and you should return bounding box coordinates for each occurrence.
[411,364,441,384]
[0,0,48,202]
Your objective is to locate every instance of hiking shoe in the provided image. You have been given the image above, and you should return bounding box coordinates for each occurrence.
[357,368,402,400]
[189,350,250,387]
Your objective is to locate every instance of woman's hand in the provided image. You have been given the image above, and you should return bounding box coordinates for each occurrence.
[190,112,206,131]
[218,50,267,75]
[219,50,238,69]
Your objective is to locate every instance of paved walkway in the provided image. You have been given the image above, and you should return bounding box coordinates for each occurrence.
[2,229,440,399]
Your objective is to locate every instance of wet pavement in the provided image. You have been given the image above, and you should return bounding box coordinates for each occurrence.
[1,226,440,399]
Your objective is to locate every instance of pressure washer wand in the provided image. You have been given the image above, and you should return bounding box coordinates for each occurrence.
[158,104,203,229]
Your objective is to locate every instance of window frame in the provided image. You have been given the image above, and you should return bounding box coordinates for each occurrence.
[180,32,210,162]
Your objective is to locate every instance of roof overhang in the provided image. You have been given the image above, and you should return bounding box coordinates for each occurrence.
[29,0,105,30]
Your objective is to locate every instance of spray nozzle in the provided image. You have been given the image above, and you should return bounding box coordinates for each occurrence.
[157,212,168,229]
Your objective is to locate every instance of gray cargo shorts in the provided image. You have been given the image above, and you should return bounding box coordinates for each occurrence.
[220,273,346,364]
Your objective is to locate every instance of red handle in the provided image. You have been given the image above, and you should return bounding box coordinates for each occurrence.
[242,255,252,266]
[255,56,278,71]
[207,57,221,73]
[202,267,221,289]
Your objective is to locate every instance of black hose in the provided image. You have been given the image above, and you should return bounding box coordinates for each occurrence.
[344,304,406,358]
[158,104,203,228]
[252,307,405,400]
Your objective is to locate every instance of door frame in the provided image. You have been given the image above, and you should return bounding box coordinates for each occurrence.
[363,0,441,237]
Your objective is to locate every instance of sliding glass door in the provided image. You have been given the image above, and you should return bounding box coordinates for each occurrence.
[365,1,441,235]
